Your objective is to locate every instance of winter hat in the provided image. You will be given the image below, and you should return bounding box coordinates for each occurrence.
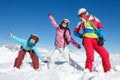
[78,8,89,17]
[60,19,70,29]
[63,19,70,24]
[29,34,39,43]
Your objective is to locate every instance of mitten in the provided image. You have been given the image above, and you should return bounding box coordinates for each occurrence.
[98,37,104,46]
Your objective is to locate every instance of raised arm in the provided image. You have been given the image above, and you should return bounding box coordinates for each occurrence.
[48,13,59,29]
[10,32,26,44]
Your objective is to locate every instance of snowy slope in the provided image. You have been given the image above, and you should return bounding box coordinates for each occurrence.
[0,44,120,80]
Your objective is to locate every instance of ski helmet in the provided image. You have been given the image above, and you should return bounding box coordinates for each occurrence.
[29,34,39,43]
[78,8,87,16]
[63,19,70,24]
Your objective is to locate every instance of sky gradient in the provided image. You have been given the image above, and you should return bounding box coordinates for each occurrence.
[0,0,120,53]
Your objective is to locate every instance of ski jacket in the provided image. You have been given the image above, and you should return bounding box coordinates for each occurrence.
[11,35,44,61]
[74,15,104,38]
[49,14,80,48]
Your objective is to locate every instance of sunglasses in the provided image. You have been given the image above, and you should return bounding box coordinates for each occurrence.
[62,21,68,24]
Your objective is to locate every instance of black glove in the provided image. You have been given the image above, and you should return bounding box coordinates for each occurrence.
[42,57,50,63]
[43,60,48,63]
[80,33,84,38]
[42,59,49,63]
[77,44,81,49]
[65,40,70,45]
[98,37,104,46]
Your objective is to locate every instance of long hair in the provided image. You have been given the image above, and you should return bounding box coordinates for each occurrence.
[59,21,71,45]
[59,21,68,29]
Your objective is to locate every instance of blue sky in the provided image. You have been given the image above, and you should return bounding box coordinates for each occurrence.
[0,0,120,53]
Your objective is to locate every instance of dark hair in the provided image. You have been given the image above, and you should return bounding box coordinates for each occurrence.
[59,22,71,45]
[59,20,69,29]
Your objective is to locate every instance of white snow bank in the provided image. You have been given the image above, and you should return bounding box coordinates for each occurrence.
[0,44,120,80]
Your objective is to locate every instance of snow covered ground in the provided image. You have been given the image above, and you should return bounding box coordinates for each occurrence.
[0,44,120,80]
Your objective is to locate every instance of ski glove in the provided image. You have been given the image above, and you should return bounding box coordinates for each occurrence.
[48,13,52,16]
[98,37,104,46]
[77,44,81,49]
[74,32,83,38]
[42,60,49,63]
[9,32,13,37]
[42,57,49,63]
[42,59,49,63]
[66,40,70,45]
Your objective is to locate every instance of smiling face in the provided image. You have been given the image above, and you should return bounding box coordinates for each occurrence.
[79,11,87,18]
[62,20,68,28]
[29,34,39,43]
[30,38,36,44]
[27,38,36,47]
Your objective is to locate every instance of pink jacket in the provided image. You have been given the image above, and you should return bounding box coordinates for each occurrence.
[49,14,80,49]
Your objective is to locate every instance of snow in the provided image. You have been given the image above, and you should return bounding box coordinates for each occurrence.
[0,44,120,80]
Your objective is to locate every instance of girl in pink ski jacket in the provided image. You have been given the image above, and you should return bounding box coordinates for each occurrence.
[48,13,80,65]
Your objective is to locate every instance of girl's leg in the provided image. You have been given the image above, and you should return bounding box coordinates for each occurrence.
[93,39,111,72]
[62,47,70,63]
[14,49,26,69]
[49,48,60,69]
[30,50,39,70]
[83,38,94,72]
[50,48,60,63]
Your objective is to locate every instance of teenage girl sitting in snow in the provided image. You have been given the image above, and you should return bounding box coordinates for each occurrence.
[48,13,80,67]
[9,32,47,71]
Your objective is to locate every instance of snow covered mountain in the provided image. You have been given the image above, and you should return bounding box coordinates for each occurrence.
[0,44,120,80]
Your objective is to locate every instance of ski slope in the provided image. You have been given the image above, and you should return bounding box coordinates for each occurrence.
[0,44,120,80]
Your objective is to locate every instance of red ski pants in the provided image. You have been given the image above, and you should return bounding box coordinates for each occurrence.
[83,37,111,72]
[14,49,39,69]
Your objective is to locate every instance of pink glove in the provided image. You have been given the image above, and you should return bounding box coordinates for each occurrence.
[48,13,52,16]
